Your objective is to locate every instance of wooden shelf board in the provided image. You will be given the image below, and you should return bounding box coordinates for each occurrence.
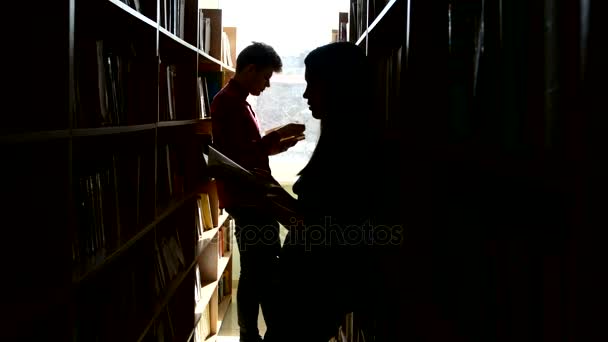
[72,123,156,137]
[197,227,219,256]
[216,211,230,229]
[159,26,198,53]
[194,118,213,135]
[199,281,219,310]
[0,129,70,144]
[157,119,201,128]
[198,49,236,73]
[74,192,199,286]
[108,0,157,29]
[189,280,218,342]
[217,251,232,279]
[137,258,199,342]
[217,294,233,325]
[356,0,398,46]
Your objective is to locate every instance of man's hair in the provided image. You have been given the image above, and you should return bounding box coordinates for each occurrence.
[236,42,283,73]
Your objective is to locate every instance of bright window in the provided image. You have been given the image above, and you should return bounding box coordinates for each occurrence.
[220,0,350,183]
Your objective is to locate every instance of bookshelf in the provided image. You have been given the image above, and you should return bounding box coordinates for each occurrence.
[342,1,410,341]
[2,0,235,341]
[348,1,594,341]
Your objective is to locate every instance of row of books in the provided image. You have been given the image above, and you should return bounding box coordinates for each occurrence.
[74,226,185,340]
[157,144,186,209]
[72,143,190,278]
[153,228,187,296]
[193,303,211,342]
[75,39,156,127]
[160,63,178,121]
[73,166,117,274]
[163,70,220,121]
[372,45,403,128]
[199,71,227,119]
[218,223,231,257]
[349,0,392,41]
[221,30,234,68]
[119,0,141,12]
[197,76,211,119]
[350,0,368,41]
[76,40,223,127]
[161,0,187,39]
[160,64,212,122]
[72,151,156,278]
[338,12,348,42]
[198,10,211,55]
[196,193,215,236]
[193,264,212,341]
[218,269,231,304]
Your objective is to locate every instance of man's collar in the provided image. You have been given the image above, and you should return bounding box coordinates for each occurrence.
[226,78,249,100]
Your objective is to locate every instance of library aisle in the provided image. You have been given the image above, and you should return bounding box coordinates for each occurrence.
[217,184,292,341]
[217,287,268,340]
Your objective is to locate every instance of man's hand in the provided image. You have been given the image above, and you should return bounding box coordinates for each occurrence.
[265,131,305,155]
[265,123,305,138]
[264,123,305,155]
[274,123,305,139]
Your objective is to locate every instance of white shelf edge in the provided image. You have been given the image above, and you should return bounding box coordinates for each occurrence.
[198,49,236,73]
[108,0,157,29]
[196,280,218,314]
[217,251,232,279]
[159,26,199,53]
[197,227,219,256]
[355,0,398,46]
[215,211,230,229]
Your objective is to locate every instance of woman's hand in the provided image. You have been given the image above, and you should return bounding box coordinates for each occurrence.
[250,168,303,227]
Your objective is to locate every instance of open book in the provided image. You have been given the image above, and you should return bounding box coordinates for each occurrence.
[203,146,300,223]
[204,146,277,192]
[265,123,306,144]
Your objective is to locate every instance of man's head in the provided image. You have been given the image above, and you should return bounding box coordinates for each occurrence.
[234,42,282,96]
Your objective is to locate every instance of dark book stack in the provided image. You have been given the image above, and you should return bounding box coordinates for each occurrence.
[159,62,178,121]
[160,0,187,38]
[198,10,211,55]
[349,0,369,41]
[157,143,186,210]
[368,0,391,24]
[73,156,119,276]
[199,71,224,104]
[338,12,349,42]
[118,0,157,20]
[217,269,231,304]
[73,2,157,128]
[71,133,156,280]
[73,202,197,341]
[5,0,234,340]
[369,45,404,131]
[197,76,211,118]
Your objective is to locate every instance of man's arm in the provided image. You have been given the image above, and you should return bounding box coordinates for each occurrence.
[211,101,269,169]
[261,123,306,156]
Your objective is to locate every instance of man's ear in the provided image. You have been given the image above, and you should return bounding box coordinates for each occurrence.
[242,64,256,74]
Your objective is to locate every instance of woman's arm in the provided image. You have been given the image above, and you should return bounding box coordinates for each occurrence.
[264,184,305,228]
[250,168,305,228]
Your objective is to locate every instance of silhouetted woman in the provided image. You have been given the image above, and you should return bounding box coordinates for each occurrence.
[263,42,398,342]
